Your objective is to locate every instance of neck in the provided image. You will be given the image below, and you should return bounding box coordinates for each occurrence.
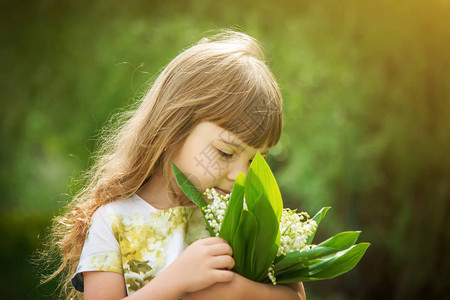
[137,173,175,210]
[137,173,195,209]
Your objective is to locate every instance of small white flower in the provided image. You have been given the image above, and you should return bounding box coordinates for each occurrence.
[267,264,276,285]
[277,208,317,257]
[202,188,231,236]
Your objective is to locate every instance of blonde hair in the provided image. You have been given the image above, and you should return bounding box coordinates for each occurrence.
[43,30,282,298]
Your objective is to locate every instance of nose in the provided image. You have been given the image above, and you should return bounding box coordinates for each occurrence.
[226,159,250,181]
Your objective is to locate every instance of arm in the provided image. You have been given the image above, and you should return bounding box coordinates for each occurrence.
[83,238,235,300]
[182,273,306,300]
[83,270,188,300]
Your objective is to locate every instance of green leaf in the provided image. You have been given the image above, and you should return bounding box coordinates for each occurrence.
[317,231,361,250]
[219,172,245,244]
[306,207,331,245]
[171,162,207,208]
[311,207,331,223]
[244,152,283,279]
[276,243,370,284]
[245,152,283,223]
[231,194,278,281]
[311,243,370,279]
[241,153,284,281]
[243,210,258,279]
[251,195,280,281]
[171,162,214,236]
[232,209,258,278]
[273,246,339,274]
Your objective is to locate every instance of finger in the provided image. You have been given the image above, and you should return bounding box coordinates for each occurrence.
[201,237,228,245]
[207,242,233,256]
[211,255,235,270]
[210,269,234,283]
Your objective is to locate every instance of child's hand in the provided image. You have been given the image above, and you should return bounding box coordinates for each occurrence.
[181,273,307,300]
[160,237,235,295]
[181,277,237,300]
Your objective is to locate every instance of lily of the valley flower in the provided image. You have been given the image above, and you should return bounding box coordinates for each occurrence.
[202,188,230,236]
[203,188,318,255]
[278,209,317,256]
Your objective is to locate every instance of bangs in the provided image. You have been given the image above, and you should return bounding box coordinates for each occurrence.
[204,72,283,149]
[224,98,281,149]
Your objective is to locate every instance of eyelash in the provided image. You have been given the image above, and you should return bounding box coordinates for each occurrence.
[218,149,233,159]
[217,149,256,164]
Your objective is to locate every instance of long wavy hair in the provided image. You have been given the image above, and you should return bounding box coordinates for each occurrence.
[41,30,283,299]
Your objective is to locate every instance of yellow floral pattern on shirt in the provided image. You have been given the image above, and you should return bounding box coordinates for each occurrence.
[89,251,123,274]
[79,203,210,295]
[108,206,194,293]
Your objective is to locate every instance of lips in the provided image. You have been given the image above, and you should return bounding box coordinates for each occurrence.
[214,187,231,195]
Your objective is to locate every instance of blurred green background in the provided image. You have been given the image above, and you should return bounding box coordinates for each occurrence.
[1,0,449,299]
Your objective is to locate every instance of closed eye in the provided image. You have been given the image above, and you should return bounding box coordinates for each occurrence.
[217,149,233,159]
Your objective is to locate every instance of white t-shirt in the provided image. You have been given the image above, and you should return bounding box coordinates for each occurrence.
[72,194,209,295]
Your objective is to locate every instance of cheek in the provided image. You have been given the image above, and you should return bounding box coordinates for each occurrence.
[172,152,208,187]
[173,142,226,189]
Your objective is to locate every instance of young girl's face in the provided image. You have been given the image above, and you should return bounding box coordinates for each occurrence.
[172,121,270,201]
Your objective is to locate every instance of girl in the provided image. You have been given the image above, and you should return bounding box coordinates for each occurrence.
[46,30,306,299]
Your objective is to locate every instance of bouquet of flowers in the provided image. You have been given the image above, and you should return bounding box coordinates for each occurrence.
[172,153,369,285]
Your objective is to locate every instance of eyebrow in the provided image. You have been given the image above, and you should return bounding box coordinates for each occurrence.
[219,139,269,156]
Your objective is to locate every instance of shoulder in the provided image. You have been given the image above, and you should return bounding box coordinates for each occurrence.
[99,194,153,214]
[88,194,154,234]
[93,195,196,235]
[94,194,157,221]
